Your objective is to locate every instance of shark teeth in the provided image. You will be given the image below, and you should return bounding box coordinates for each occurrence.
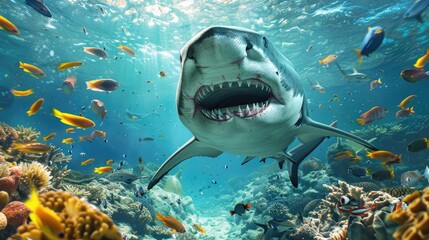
[201,100,270,121]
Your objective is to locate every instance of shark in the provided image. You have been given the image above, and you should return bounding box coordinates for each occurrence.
[147,26,377,190]
[334,62,370,82]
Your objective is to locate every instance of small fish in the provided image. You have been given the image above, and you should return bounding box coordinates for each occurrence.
[370,78,382,90]
[335,62,371,82]
[308,79,325,94]
[102,199,108,209]
[12,142,50,154]
[400,68,429,83]
[58,61,83,70]
[355,26,384,65]
[390,202,405,213]
[334,151,357,161]
[62,138,74,144]
[83,47,108,59]
[52,108,95,129]
[138,156,143,164]
[10,89,33,97]
[43,132,56,141]
[106,159,114,165]
[20,61,46,78]
[81,158,95,166]
[349,205,376,216]
[408,138,429,152]
[230,203,251,216]
[159,70,166,77]
[117,160,126,170]
[118,45,136,56]
[0,15,19,35]
[134,186,146,197]
[348,165,371,178]
[414,49,429,68]
[372,168,394,181]
[79,135,95,142]
[86,79,119,92]
[24,188,64,239]
[398,95,417,109]
[192,224,206,234]
[403,0,429,23]
[396,107,415,119]
[90,130,106,139]
[356,106,388,126]
[306,45,312,52]
[25,0,52,18]
[367,150,401,167]
[27,98,44,116]
[65,127,75,133]
[80,152,86,156]
[90,99,107,121]
[329,97,340,103]
[100,6,105,15]
[211,180,217,184]
[139,137,154,142]
[83,27,87,35]
[155,212,186,233]
[94,166,113,174]
[318,54,337,65]
[62,76,77,95]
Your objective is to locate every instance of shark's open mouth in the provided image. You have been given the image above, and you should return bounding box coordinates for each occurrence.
[195,79,272,121]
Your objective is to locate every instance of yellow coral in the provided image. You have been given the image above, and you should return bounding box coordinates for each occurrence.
[388,187,429,240]
[18,161,51,196]
[9,191,122,240]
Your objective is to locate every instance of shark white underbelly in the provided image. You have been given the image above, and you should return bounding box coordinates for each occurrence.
[147,26,377,190]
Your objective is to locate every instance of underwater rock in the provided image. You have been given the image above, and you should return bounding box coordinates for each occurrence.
[348,216,375,240]
[0,191,9,210]
[159,170,183,196]
[373,208,397,240]
[0,175,19,196]
[303,198,321,217]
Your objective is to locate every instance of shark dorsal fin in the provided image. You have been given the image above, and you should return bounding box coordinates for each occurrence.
[352,68,359,74]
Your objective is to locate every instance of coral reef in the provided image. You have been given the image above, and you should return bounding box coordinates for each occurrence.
[0,162,8,178]
[352,181,381,192]
[264,202,289,220]
[50,165,70,188]
[301,157,326,175]
[388,188,429,240]
[18,161,51,197]
[15,125,40,143]
[0,212,6,230]
[0,122,19,151]
[381,187,418,198]
[351,123,407,140]
[0,191,9,210]
[63,170,96,184]
[61,183,105,202]
[9,190,122,240]
[1,201,30,227]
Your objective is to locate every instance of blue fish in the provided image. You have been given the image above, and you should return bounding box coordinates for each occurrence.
[355,26,384,65]
[404,0,429,23]
[25,0,52,18]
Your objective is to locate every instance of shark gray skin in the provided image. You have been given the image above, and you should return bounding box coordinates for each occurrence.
[147,26,377,190]
[404,0,429,23]
[334,62,370,82]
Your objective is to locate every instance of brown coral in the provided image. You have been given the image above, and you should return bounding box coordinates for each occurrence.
[9,191,122,240]
[0,191,9,210]
[18,161,51,196]
[15,125,40,143]
[388,187,429,240]
[0,122,19,151]
[381,187,418,198]
[0,175,19,196]
[1,201,31,227]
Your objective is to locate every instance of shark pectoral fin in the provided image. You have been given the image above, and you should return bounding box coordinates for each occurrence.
[286,121,336,188]
[299,116,377,151]
[241,156,256,165]
[147,137,222,190]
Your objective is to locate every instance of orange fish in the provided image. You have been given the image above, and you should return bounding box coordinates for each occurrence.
[356,106,388,126]
[106,159,114,165]
[43,132,56,141]
[81,158,95,166]
[0,15,19,35]
[27,98,44,116]
[58,61,83,70]
[366,150,402,167]
[156,212,186,233]
[12,142,50,154]
[94,166,113,174]
[90,130,106,139]
[398,95,416,109]
[369,78,382,90]
[118,45,136,56]
[396,107,415,119]
[62,138,74,144]
[65,128,75,133]
[192,224,206,234]
[319,55,337,65]
[19,62,46,78]
[10,89,34,97]
[414,49,429,68]
[334,151,361,162]
[86,79,119,92]
[52,108,95,129]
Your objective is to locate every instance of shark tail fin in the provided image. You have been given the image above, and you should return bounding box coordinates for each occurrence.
[355,50,363,65]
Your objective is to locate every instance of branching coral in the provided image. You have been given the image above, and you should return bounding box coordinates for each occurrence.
[0,162,8,178]
[9,191,122,240]
[63,170,96,184]
[18,162,51,197]
[351,123,407,139]
[62,185,91,199]
[50,165,70,188]
[39,146,72,165]
[319,180,365,214]
[381,187,418,198]
[61,184,105,202]
[15,125,40,143]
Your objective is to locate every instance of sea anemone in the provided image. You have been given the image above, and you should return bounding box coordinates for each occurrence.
[18,161,51,196]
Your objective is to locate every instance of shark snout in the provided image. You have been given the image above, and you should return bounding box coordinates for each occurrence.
[185,27,250,67]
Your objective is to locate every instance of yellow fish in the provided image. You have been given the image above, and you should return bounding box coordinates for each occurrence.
[12,142,50,154]
[94,166,113,174]
[43,132,56,141]
[398,95,417,109]
[118,45,136,56]
[10,89,34,97]
[19,61,46,78]
[25,188,64,240]
[62,138,74,144]
[192,224,206,234]
[65,127,75,133]
[0,15,19,35]
[81,158,95,166]
[27,98,44,116]
[52,108,95,129]
[414,49,429,68]
[319,55,337,65]
[57,61,83,70]
[106,159,114,165]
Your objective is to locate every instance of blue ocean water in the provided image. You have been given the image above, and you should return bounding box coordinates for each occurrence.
[1,0,429,239]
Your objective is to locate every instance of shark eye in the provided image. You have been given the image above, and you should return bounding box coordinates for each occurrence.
[263,37,268,48]
[406,177,410,182]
